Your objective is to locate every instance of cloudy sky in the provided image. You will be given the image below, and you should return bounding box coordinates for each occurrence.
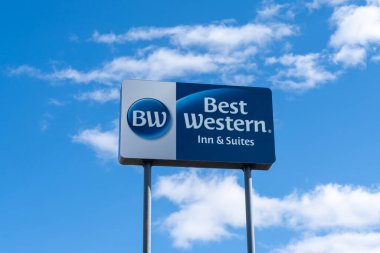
[1,0,380,252]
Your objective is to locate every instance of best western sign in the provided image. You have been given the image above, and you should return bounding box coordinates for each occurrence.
[119,80,275,169]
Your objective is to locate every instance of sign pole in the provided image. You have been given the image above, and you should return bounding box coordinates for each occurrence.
[120,80,276,252]
[244,167,255,253]
[143,161,152,253]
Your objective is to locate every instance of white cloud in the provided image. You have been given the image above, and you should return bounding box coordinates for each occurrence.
[368,0,380,6]
[75,88,119,103]
[10,49,220,84]
[8,46,261,86]
[333,45,367,66]
[92,22,295,52]
[92,27,182,44]
[88,22,296,85]
[267,53,336,91]
[225,74,255,85]
[8,65,44,78]
[257,4,284,20]
[155,171,380,248]
[274,184,380,230]
[48,98,66,106]
[10,21,297,89]
[330,4,380,48]
[154,171,245,248]
[256,3,295,21]
[372,54,380,61]
[72,123,118,158]
[9,65,116,85]
[170,23,294,51]
[307,0,350,10]
[39,113,54,132]
[329,2,380,66]
[273,232,380,253]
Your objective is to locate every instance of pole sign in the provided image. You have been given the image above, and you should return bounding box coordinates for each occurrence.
[119,80,275,169]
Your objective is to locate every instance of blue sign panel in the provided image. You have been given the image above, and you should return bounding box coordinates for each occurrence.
[119,80,275,170]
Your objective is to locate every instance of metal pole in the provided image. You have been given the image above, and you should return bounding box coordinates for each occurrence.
[143,161,152,253]
[244,167,255,253]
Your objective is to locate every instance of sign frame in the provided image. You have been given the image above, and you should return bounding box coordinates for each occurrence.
[119,80,276,170]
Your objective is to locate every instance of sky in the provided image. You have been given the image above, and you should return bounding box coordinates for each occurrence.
[1,0,380,252]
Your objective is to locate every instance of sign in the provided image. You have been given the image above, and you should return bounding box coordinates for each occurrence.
[119,80,275,169]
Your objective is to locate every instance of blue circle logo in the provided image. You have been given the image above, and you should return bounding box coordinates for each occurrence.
[127,98,171,139]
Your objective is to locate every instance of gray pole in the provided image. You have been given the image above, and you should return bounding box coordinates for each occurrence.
[244,167,255,253]
[143,161,152,253]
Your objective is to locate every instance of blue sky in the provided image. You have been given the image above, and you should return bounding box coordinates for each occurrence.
[1,0,380,252]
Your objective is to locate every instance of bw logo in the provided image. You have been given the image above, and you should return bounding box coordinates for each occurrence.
[127,98,171,139]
